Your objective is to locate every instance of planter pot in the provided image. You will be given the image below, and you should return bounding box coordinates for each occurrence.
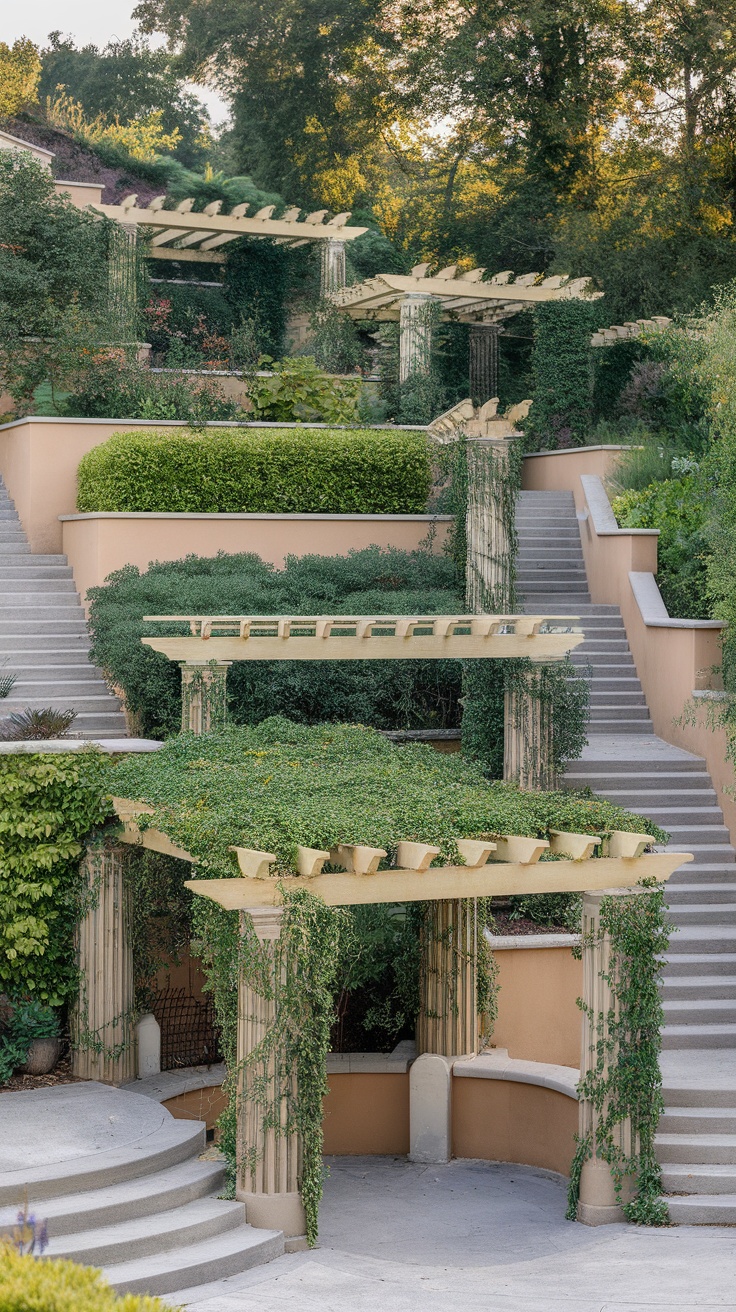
[21,1037,60,1076]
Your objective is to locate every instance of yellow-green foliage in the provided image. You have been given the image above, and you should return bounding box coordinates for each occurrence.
[0,39,41,119]
[76,427,432,514]
[0,1246,178,1312]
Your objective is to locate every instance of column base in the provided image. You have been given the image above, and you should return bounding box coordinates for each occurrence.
[237,1188,307,1240]
[577,1157,633,1225]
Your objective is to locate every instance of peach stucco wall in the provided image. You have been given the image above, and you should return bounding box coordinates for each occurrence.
[452,1079,577,1176]
[322,1073,410,1155]
[522,445,626,509]
[492,945,582,1068]
[61,513,450,611]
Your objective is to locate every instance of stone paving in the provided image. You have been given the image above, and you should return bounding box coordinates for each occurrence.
[177,1156,736,1312]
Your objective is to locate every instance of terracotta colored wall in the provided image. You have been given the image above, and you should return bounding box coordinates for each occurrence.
[322,1073,410,1155]
[492,947,582,1067]
[522,446,626,510]
[61,513,451,611]
[452,1078,577,1176]
[163,1084,228,1132]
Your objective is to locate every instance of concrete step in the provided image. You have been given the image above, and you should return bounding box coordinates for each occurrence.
[593,789,718,806]
[664,885,736,905]
[667,905,736,926]
[656,1132,736,1163]
[0,577,77,592]
[666,843,736,863]
[0,636,93,651]
[0,593,80,608]
[661,1162,736,1193]
[667,928,736,953]
[0,1158,227,1238]
[662,976,736,998]
[0,621,90,635]
[8,681,115,698]
[585,718,653,734]
[0,1120,206,1205]
[666,1194,736,1224]
[0,696,122,713]
[664,952,736,975]
[660,1107,736,1133]
[663,999,736,1023]
[47,1197,246,1266]
[0,543,30,554]
[103,1224,284,1297]
[0,565,74,578]
[661,1023,736,1048]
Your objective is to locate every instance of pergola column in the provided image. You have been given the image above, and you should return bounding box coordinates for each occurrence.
[417,899,478,1057]
[577,889,635,1224]
[180,661,231,734]
[71,845,136,1084]
[320,238,347,295]
[235,906,307,1245]
[469,323,501,406]
[503,665,556,791]
[465,437,515,614]
[399,293,434,383]
[108,221,139,342]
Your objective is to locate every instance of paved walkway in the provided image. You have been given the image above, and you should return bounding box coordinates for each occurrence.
[178,1156,736,1312]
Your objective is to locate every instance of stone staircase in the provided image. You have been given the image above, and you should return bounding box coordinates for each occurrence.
[0,1084,282,1295]
[0,477,127,737]
[517,488,736,1224]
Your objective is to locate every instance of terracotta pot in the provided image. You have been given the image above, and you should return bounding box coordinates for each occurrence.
[22,1037,60,1076]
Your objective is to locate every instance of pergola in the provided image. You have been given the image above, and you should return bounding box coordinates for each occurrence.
[331,265,603,398]
[93,195,368,293]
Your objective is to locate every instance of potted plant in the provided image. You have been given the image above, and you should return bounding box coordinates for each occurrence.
[0,1000,61,1081]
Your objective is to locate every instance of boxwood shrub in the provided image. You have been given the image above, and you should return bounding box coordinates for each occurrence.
[76,426,431,514]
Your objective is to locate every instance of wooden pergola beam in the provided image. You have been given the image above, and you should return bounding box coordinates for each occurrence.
[93,201,368,250]
[140,612,584,665]
[333,268,603,323]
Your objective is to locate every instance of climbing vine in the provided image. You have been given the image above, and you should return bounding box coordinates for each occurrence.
[524,300,600,450]
[110,720,664,1240]
[566,882,671,1225]
[0,751,112,1006]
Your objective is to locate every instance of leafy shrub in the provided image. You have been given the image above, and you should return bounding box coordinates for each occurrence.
[247,355,361,423]
[64,350,239,423]
[0,752,112,1004]
[0,1245,175,1311]
[77,426,431,514]
[612,476,709,618]
[0,999,59,1085]
[87,548,462,739]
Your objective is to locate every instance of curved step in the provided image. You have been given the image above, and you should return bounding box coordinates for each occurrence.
[103,1223,285,1296]
[47,1197,246,1266]
[0,1158,226,1237]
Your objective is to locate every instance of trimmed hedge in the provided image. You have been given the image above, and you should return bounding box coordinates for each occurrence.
[76,427,432,514]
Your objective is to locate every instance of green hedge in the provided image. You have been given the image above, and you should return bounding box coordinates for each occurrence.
[87,547,464,739]
[76,427,431,514]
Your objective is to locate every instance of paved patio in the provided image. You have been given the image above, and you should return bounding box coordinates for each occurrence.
[177,1155,736,1312]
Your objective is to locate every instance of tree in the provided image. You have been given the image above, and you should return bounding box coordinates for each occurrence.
[0,38,41,119]
[39,35,211,170]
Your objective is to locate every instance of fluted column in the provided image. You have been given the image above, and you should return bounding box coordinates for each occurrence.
[469,323,500,406]
[320,238,347,294]
[72,845,136,1084]
[417,900,478,1057]
[465,437,515,613]
[180,662,231,734]
[577,889,635,1224]
[503,666,556,791]
[236,906,307,1243]
[399,293,434,383]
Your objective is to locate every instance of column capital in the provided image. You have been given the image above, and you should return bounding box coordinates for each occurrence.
[247,905,284,940]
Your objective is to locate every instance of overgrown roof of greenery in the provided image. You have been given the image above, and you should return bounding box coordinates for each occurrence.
[111,719,666,878]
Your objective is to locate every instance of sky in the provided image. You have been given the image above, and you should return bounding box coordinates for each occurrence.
[3,1,230,124]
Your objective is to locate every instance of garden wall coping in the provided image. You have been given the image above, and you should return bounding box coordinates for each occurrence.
[629,569,726,630]
[522,444,631,457]
[452,1049,579,1099]
[59,512,451,523]
[485,931,581,950]
[0,416,427,432]
[123,1064,227,1102]
[581,472,659,536]
[0,738,163,754]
